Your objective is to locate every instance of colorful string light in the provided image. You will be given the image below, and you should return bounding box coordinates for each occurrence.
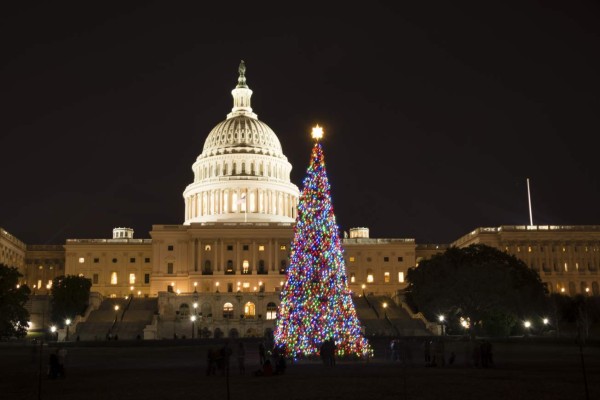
[274,138,370,359]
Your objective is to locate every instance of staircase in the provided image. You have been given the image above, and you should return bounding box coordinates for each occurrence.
[75,297,157,340]
[354,295,432,336]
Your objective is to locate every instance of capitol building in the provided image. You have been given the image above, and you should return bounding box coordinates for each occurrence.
[2,62,600,339]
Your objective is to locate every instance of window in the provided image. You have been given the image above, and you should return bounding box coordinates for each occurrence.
[397,257,403,262]
[129,273,136,284]
[78,257,85,263]
[350,273,356,283]
[227,283,233,292]
[243,245,249,251]
[398,272,405,283]
[226,260,234,274]
[130,257,136,263]
[94,258,99,263]
[227,245,233,251]
[111,272,118,285]
[242,260,250,274]
[168,245,174,251]
[244,302,256,318]
[266,302,277,320]
[367,274,374,283]
[384,257,389,262]
[223,303,234,319]
[144,257,150,263]
[144,273,150,284]
[243,282,250,288]
[258,245,265,251]
[279,260,287,274]
[349,256,355,262]
[384,272,390,283]
[167,263,173,274]
[112,258,117,263]
[258,260,266,274]
[280,245,286,251]
[205,245,211,251]
[528,246,532,253]
[564,263,568,272]
[367,257,372,262]
[93,274,99,284]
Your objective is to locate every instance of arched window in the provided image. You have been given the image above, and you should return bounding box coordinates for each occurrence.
[244,302,255,319]
[266,302,277,320]
[367,269,374,283]
[569,281,577,296]
[223,302,234,319]
[229,328,239,339]
[214,327,223,339]
[201,303,212,318]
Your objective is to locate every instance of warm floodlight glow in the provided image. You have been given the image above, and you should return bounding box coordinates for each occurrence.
[524,320,531,328]
[190,315,197,322]
[194,282,198,287]
[50,326,57,333]
[382,302,388,309]
[560,287,565,293]
[543,318,549,325]
[361,284,366,289]
[439,315,445,322]
[65,319,71,326]
[176,289,181,294]
[311,125,324,141]
[114,305,120,311]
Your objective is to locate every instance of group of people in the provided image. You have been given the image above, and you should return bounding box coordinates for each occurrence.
[255,341,286,376]
[205,340,286,377]
[319,338,336,366]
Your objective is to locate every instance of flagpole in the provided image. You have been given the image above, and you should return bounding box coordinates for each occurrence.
[527,178,534,226]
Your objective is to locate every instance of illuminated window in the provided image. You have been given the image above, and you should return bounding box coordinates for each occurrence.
[563,247,566,252]
[111,272,118,285]
[129,273,136,284]
[280,245,287,251]
[350,273,356,283]
[242,260,249,274]
[78,257,85,263]
[258,245,265,251]
[349,256,355,262]
[384,272,390,283]
[223,303,234,319]
[37,279,42,289]
[205,245,211,251]
[244,302,256,318]
[367,274,374,283]
[576,263,579,271]
[243,282,250,288]
[266,302,277,320]
[517,247,520,252]
[398,272,405,283]
[564,263,568,272]
[78,273,84,277]
[528,246,532,253]
[38,266,43,270]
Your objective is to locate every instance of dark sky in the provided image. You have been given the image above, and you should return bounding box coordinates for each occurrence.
[1,1,599,245]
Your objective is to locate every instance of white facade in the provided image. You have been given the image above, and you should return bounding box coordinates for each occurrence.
[183,61,299,225]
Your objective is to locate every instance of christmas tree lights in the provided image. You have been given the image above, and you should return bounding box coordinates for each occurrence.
[274,125,370,358]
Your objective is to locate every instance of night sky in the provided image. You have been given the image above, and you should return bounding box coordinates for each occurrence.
[2,2,599,245]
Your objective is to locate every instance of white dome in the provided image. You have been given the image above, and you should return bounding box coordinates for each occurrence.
[183,61,299,225]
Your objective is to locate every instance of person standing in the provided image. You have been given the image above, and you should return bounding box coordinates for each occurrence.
[258,341,266,366]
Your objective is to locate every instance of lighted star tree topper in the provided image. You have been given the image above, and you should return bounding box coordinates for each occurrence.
[274,125,371,358]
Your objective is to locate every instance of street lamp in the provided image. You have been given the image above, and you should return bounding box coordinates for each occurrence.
[382,302,388,318]
[50,325,57,341]
[361,284,366,297]
[65,318,71,341]
[439,315,445,336]
[114,305,120,323]
[524,320,532,337]
[190,315,197,339]
[543,318,549,325]
[193,281,198,292]
[215,282,220,293]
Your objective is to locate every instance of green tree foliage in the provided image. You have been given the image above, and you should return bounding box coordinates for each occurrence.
[0,264,31,339]
[50,275,92,325]
[406,244,547,336]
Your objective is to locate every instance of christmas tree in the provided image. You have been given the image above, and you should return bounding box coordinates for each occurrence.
[274,125,370,358]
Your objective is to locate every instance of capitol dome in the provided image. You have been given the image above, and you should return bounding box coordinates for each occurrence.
[183,61,300,225]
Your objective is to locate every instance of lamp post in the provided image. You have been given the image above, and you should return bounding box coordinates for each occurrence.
[114,305,120,323]
[50,325,57,342]
[524,320,531,337]
[382,302,388,318]
[65,318,71,341]
[190,315,197,339]
[361,284,366,297]
[439,315,445,336]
